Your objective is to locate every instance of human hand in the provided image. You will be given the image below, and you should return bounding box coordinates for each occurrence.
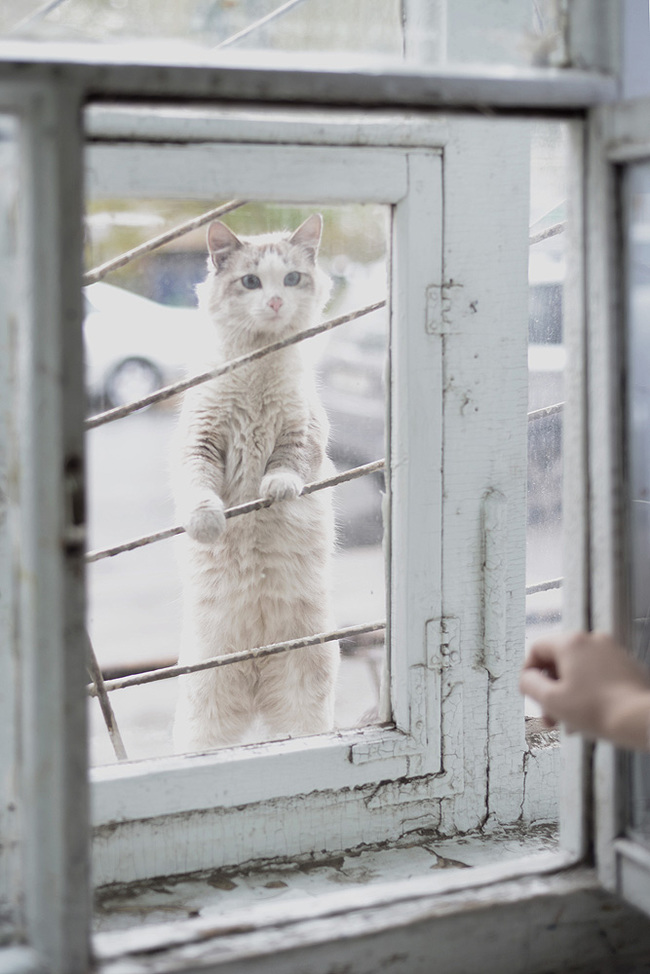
[520,631,650,750]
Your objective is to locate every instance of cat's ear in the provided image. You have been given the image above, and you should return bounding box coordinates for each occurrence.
[207,221,243,269]
[290,213,322,261]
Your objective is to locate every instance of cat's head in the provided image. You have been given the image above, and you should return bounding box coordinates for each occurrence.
[200,213,331,346]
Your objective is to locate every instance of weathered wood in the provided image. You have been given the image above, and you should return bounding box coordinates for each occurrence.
[558,119,589,860]
[86,144,408,203]
[0,113,19,946]
[586,103,628,893]
[10,80,90,974]
[0,46,618,109]
[91,867,650,974]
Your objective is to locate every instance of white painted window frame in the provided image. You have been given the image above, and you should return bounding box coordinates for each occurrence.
[0,13,641,972]
[85,126,446,809]
[82,102,569,886]
[0,77,89,974]
[585,98,650,919]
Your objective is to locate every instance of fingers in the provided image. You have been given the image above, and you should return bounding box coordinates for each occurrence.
[522,639,560,678]
[519,667,560,730]
[519,666,549,698]
[519,666,557,709]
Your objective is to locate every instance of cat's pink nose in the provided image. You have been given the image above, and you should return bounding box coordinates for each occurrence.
[268,296,283,313]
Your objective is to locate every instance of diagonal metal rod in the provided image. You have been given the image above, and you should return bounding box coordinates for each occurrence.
[528,221,566,246]
[83,200,247,286]
[85,631,128,760]
[525,577,563,596]
[214,0,311,49]
[86,458,385,563]
[7,0,70,32]
[527,401,563,422]
[87,620,386,697]
[85,299,387,429]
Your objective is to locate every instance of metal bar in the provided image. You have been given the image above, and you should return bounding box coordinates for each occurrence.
[525,577,563,596]
[87,620,386,696]
[6,0,70,33]
[85,633,128,761]
[529,221,566,246]
[85,299,387,429]
[83,199,247,286]
[527,401,564,422]
[86,458,385,563]
[215,0,311,50]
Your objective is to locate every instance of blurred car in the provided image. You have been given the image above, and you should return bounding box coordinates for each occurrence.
[318,262,388,547]
[84,281,205,409]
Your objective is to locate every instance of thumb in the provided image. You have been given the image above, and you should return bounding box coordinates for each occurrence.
[519,667,557,708]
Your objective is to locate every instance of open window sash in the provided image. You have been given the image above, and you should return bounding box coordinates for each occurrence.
[588,97,650,917]
[84,106,543,885]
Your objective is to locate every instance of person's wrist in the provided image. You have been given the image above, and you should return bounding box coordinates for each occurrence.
[601,687,650,751]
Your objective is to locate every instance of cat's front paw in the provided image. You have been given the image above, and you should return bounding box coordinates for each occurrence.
[260,470,303,503]
[184,497,227,544]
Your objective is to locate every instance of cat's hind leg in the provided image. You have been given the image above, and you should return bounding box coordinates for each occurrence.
[173,662,258,752]
[256,641,340,741]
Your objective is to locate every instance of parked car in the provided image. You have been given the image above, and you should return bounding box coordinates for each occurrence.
[84,281,205,409]
[318,262,388,546]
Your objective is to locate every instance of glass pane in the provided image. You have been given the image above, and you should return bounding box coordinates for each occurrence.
[624,162,650,842]
[1,0,565,70]
[0,113,20,936]
[524,121,570,825]
[84,175,389,762]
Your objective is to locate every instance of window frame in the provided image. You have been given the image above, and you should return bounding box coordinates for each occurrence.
[81,103,570,886]
[85,123,446,820]
[586,97,650,917]
[0,25,632,974]
[0,77,89,974]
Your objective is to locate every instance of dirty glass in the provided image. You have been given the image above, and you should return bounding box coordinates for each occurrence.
[0,115,20,932]
[0,115,18,657]
[524,121,570,824]
[0,0,564,70]
[624,162,650,842]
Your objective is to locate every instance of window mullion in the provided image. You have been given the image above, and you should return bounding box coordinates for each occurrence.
[0,111,19,947]
[16,79,90,974]
[557,120,590,862]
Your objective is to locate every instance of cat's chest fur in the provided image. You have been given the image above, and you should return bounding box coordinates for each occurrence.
[200,358,311,501]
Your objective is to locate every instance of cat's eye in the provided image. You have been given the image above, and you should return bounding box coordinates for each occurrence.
[242,274,262,289]
[284,271,301,287]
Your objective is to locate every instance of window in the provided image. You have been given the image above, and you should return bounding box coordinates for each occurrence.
[84,192,391,765]
[588,97,650,919]
[3,4,650,974]
[85,112,449,879]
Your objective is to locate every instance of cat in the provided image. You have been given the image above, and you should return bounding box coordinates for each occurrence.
[172,213,340,753]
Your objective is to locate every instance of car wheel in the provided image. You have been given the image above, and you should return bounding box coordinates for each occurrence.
[104,357,164,409]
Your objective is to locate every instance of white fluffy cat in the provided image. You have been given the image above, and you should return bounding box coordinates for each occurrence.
[172,213,339,752]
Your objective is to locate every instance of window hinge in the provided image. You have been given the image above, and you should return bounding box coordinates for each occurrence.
[425,281,462,336]
[426,616,460,670]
